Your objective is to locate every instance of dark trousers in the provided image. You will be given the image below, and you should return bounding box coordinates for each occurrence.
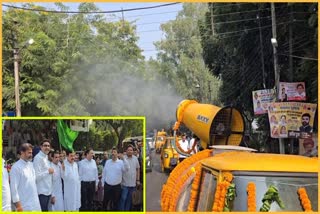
[39,194,51,211]
[179,158,186,163]
[80,181,95,211]
[103,183,121,211]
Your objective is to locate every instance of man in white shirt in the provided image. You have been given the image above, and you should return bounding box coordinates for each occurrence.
[10,143,41,211]
[102,148,129,211]
[178,134,189,162]
[79,149,99,211]
[33,139,54,211]
[189,134,199,155]
[2,158,12,211]
[49,151,64,211]
[119,144,140,211]
[61,150,81,211]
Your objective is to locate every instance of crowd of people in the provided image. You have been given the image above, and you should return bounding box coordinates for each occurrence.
[2,140,143,212]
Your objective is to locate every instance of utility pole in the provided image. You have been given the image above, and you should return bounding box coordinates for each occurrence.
[257,11,266,89]
[288,4,293,80]
[210,3,214,36]
[208,80,212,103]
[13,23,21,117]
[121,8,125,28]
[271,3,284,154]
[288,4,294,154]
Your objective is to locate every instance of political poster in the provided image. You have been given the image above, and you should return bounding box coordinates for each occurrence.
[252,89,276,115]
[268,102,317,139]
[299,135,318,157]
[278,82,306,101]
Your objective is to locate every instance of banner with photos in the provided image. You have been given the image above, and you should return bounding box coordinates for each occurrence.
[268,102,317,139]
[252,89,276,115]
[279,82,306,101]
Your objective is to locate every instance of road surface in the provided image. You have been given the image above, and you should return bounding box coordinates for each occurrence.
[146,150,169,211]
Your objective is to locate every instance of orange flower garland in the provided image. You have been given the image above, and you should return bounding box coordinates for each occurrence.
[246,182,256,211]
[169,167,195,211]
[297,187,313,212]
[212,172,233,212]
[187,162,202,211]
[161,149,212,211]
[212,181,229,211]
[223,172,233,183]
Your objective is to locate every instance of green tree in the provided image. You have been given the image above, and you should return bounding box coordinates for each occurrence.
[154,3,221,104]
[105,119,143,150]
[2,3,144,116]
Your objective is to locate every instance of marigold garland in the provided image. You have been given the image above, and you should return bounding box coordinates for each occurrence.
[187,163,202,211]
[212,172,234,212]
[246,182,256,211]
[212,181,229,211]
[161,149,212,211]
[223,172,233,183]
[298,187,313,212]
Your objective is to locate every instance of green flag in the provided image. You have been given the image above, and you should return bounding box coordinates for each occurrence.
[57,120,79,151]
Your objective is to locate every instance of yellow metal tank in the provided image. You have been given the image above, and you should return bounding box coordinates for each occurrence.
[176,100,244,146]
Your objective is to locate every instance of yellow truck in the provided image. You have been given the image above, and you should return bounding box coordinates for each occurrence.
[161,100,318,212]
[155,130,167,153]
[160,136,181,172]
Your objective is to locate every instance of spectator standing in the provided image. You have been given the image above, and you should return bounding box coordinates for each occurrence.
[119,145,140,211]
[79,149,99,211]
[33,140,54,211]
[102,148,129,211]
[10,143,41,211]
[101,151,108,167]
[178,134,189,162]
[49,151,64,211]
[2,158,12,211]
[62,150,81,211]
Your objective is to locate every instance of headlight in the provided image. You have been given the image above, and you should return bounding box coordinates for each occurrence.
[164,153,168,158]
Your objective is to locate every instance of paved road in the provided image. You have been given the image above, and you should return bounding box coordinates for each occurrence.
[146,150,169,211]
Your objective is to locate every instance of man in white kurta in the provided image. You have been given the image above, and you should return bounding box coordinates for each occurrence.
[10,143,41,211]
[2,158,12,211]
[33,140,54,211]
[62,150,81,211]
[49,151,64,211]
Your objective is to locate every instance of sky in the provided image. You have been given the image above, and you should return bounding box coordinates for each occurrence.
[4,2,183,59]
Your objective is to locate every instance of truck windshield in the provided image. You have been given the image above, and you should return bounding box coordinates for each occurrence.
[197,171,318,211]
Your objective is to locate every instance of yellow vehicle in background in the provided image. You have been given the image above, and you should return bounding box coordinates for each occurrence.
[155,130,167,153]
[161,100,318,212]
[160,136,181,172]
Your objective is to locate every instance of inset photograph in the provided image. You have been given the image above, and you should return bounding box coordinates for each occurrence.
[2,118,144,212]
